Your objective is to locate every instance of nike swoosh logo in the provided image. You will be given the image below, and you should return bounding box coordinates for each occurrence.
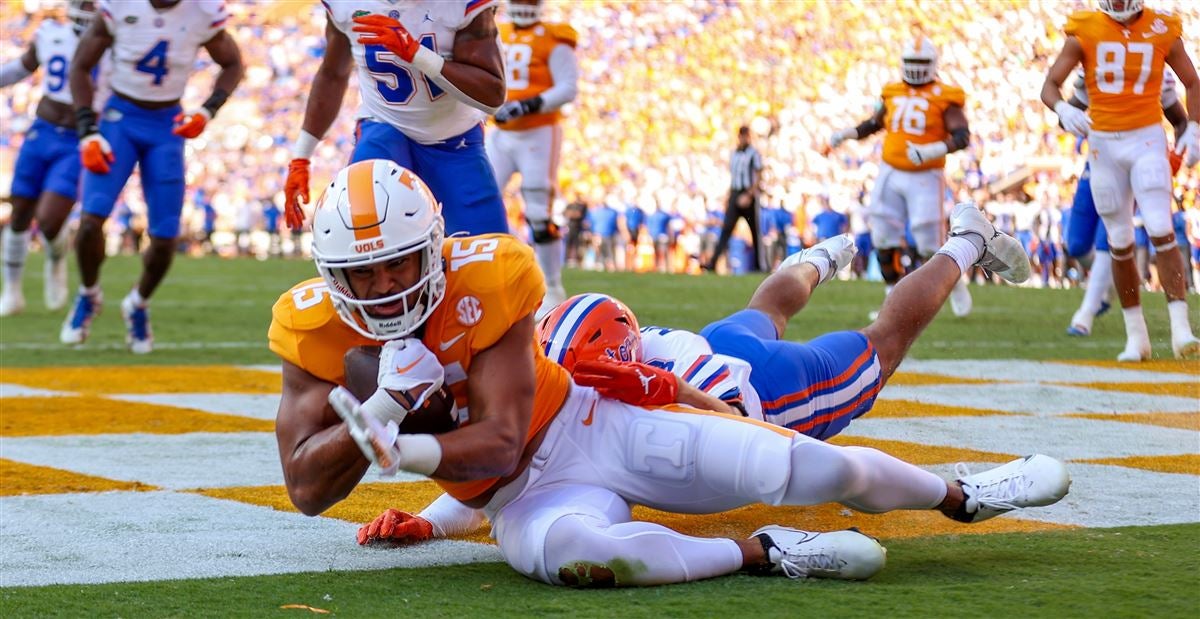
[581,401,597,426]
[439,333,465,351]
[395,358,421,374]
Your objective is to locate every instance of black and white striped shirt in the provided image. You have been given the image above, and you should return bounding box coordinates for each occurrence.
[730,145,762,191]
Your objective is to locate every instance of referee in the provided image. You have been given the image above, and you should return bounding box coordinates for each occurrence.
[704,126,764,272]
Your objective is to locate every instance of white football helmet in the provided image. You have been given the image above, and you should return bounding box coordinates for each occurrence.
[507,0,542,27]
[901,37,938,86]
[310,160,447,341]
[1096,0,1143,22]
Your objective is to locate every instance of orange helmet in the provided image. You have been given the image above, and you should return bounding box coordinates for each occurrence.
[536,293,642,372]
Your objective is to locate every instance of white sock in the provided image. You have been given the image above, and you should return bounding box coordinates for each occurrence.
[1122,305,1150,344]
[127,288,146,307]
[80,284,101,297]
[42,231,67,261]
[1079,252,1112,317]
[2,227,30,288]
[1167,300,1195,340]
[534,241,564,289]
[935,236,983,276]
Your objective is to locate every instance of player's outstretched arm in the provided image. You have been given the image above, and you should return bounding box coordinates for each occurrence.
[0,42,37,88]
[830,106,885,149]
[202,30,244,115]
[276,360,373,516]
[1042,37,1091,138]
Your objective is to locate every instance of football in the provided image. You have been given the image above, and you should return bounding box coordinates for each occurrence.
[342,345,459,435]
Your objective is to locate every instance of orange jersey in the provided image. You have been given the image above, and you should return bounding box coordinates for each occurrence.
[1066,9,1182,132]
[880,80,965,172]
[268,234,571,502]
[497,21,577,131]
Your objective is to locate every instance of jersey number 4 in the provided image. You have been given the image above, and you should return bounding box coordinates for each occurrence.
[365,36,444,105]
[136,40,170,86]
[1096,42,1153,95]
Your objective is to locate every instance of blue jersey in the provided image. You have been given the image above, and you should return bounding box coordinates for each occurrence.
[647,210,673,239]
[589,205,619,238]
[812,210,848,241]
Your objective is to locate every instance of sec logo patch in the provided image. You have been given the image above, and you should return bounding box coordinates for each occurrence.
[456,296,483,326]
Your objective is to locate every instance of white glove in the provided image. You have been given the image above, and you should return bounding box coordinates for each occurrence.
[778,233,857,283]
[377,338,445,412]
[906,140,950,166]
[1054,100,1092,138]
[830,127,856,149]
[329,386,402,474]
[1175,121,1200,168]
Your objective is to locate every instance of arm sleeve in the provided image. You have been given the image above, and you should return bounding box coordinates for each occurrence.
[202,0,231,40]
[538,43,579,111]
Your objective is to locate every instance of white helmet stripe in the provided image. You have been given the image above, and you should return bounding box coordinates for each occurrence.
[543,293,609,365]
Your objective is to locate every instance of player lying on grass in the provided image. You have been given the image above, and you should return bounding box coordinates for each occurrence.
[271,160,1069,586]
[358,205,1050,551]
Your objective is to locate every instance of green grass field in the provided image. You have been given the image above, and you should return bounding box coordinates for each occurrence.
[2,254,1198,617]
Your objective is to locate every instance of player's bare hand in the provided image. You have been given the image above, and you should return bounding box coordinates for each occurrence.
[357,508,435,546]
[284,158,310,231]
[352,15,420,63]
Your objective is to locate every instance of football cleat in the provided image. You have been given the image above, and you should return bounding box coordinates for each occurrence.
[1117,337,1152,363]
[0,285,25,317]
[120,292,153,354]
[949,278,972,317]
[953,454,1070,523]
[60,289,102,345]
[44,234,69,311]
[1171,334,1200,360]
[948,203,1030,284]
[750,526,886,580]
[779,234,857,284]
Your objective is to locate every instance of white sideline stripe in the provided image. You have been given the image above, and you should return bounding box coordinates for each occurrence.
[925,462,1200,529]
[0,433,428,489]
[0,341,263,351]
[0,383,67,398]
[877,382,1199,415]
[844,415,1198,460]
[897,359,1195,383]
[0,491,501,587]
[108,393,282,421]
[238,364,281,374]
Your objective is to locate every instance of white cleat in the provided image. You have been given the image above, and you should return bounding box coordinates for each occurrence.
[750,526,886,580]
[948,203,1031,284]
[1116,338,1152,363]
[60,289,102,345]
[1171,334,1200,360]
[953,454,1071,523]
[120,293,154,354]
[536,284,568,321]
[44,250,69,311]
[949,277,972,317]
[0,286,26,317]
[779,234,857,284]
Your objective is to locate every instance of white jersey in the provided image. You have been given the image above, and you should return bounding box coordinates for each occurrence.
[100,0,228,102]
[639,326,763,421]
[323,0,497,144]
[1073,68,1177,109]
[34,20,78,105]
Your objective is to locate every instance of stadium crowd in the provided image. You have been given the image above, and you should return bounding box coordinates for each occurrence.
[1,0,1198,287]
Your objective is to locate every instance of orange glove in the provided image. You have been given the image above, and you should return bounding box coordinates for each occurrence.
[572,358,679,407]
[357,508,435,546]
[79,134,114,174]
[352,15,420,62]
[172,109,210,139]
[1169,149,1183,176]
[284,158,310,231]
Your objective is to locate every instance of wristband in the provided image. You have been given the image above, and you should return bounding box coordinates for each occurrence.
[291,130,320,159]
[201,88,230,117]
[395,434,442,475]
[76,107,99,137]
[410,45,445,78]
[361,389,409,426]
